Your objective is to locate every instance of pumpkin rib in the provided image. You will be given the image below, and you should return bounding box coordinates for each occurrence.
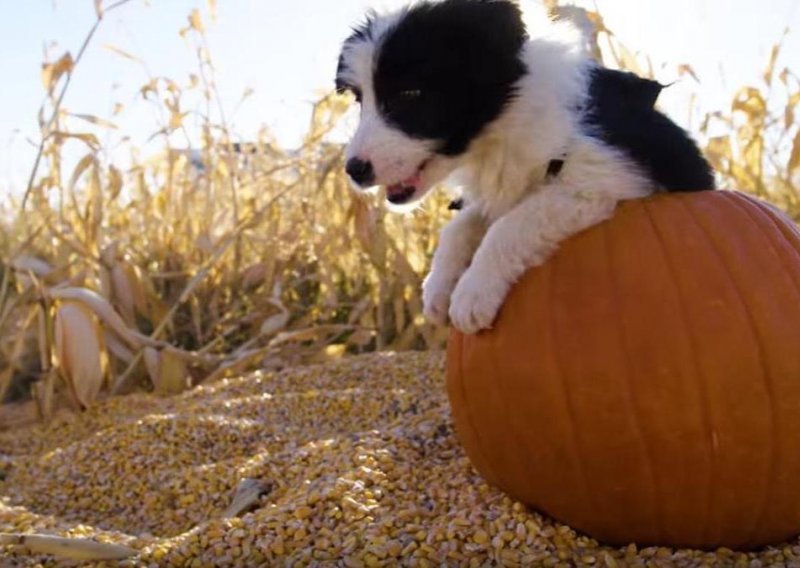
[489,309,537,498]
[641,198,715,545]
[758,200,800,248]
[455,335,500,487]
[681,195,778,547]
[763,206,800,260]
[725,192,800,544]
[602,215,664,543]
[547,251,599,522]
[730,192,800,295]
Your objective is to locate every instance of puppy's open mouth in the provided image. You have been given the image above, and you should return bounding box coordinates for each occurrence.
[386,159,431,204]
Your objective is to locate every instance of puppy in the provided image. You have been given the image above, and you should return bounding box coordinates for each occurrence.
[335,0,714,334]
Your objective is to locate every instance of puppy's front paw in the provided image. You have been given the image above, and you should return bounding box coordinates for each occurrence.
[422,271,456,326]
[449,270,508,334]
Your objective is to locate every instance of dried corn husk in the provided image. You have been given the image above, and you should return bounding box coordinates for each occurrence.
[53,301,108,409]
[0,533,136,561]
[143,347,189,395]
[109,261,148,324]
[241,262,268,291]
[11,256,53,290]
[10,256,52,277]
[222,478,273,518]
[48,287,148,349]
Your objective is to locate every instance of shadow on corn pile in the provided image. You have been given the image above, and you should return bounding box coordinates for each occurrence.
[1,352,800,566]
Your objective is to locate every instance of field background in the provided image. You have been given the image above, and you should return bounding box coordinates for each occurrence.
[1,0,799,421]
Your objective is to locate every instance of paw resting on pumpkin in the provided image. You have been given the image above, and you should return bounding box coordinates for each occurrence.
[449,268,509,334]
[422,269,458,326]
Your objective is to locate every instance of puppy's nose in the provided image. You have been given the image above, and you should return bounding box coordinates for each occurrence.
[346,158,375,186]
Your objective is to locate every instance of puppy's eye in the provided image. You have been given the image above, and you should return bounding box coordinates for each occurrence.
[399,89,422,99]
[352,88,363,103]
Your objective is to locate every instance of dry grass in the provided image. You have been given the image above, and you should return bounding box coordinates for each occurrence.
[0,2,798,417]
[0,3,454,415]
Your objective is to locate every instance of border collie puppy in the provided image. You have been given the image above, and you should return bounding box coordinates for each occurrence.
[336,0,714,334]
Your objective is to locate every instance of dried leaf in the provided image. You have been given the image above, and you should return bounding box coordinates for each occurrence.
[352,197,376,251]
[67,153,97,195]
[260,310,290,336]
[169,111,185,130]
[144,347,188,395]
[37,301,50,372]
[269,325,355,346]
[614,41,644,77]
[31,370,57,421]
[784,91,800,130]
[677,64,700,83]
[742,133,764,184]
[108,165,123,199]
[347,328,375,348]
[157,349,189,394]
[731,87,767,121]
[41,52,74,91]
[705,135,732,172]
[140,78,158,100]
[763,43,780,86]
[143,347,160,385]
[52,131,101,150]
[241,263,267,290]
[584,10,607,33]
[104,331,134,363]
[0,367,14,405]
[102,43,142,63]
[789,129,800,175]
[189,9,205,32]
[70,113,119,130]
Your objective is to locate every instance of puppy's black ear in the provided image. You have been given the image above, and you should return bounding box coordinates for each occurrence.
[335,11,377,89]
[438,0,528,44]
[623,74,664,108]
[590,68,664,110]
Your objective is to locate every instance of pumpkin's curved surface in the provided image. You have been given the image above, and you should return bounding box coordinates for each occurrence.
[446,190,800,549]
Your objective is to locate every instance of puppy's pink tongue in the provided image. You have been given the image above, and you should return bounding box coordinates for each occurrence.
[386,172,422,204]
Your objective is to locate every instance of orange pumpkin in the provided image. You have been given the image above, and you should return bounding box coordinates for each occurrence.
[447,190,800,550]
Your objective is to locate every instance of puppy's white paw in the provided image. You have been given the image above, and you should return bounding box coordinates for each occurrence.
[422,271,456,326]
[449,270,508,334]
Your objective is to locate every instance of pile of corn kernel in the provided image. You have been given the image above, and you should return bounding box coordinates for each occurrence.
[2,351,800,567]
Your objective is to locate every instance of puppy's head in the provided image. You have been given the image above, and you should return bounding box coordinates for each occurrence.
[336,0,528,206]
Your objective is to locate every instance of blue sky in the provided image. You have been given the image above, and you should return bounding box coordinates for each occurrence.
[1,0,799,193]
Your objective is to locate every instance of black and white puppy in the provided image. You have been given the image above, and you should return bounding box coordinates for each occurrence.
[336,0,714,334]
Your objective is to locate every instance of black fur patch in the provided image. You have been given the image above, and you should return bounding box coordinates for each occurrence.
[373,0,528,156]
[582,68,715,191]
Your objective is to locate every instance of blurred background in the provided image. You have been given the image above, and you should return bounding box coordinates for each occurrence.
[1,0,798,420]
